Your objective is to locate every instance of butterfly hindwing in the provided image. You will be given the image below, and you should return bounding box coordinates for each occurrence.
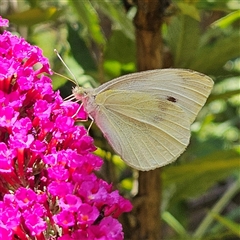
[93,90,191,170]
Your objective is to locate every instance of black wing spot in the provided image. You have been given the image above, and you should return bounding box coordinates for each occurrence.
[167,96,177,103]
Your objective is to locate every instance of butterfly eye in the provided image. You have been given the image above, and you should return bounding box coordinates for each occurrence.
[73,87,91,101]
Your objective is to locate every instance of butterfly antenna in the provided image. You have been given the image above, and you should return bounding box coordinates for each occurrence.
[53,71,77,86]
[54,49,80,87]
[54,49,87,123]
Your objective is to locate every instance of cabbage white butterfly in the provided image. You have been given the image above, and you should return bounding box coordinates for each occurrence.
[73,69,213,171]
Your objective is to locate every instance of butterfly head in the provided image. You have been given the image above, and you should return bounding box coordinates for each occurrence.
[73,86,89,100]
[72,86,97,115]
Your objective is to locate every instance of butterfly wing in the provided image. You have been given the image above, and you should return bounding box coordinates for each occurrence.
[76,69,213,170]
[95,69,214,124]
[93,90,191,170]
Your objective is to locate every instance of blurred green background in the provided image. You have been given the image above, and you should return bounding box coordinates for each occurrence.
[2,0,239,239]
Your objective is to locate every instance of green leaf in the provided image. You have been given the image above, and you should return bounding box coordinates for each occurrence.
[31,29,58,59]
[6,7,61,26]
[103,60,135,79]
[104,30,136,64]
[166,15,200,67]
[103,60,122,78]
[210,207,240,235]
[189,32,240,74]
[177,2,200,21]
[25,0,39,8]
[193,178,240,238]
[211,10,240,29]
[208,89,240,102]
[196,0,239,11]
[69,0,106,46]
[163,150,240,203]
[210,212,240,237]
[121,178,133,191]
[162,211,189,237]
[92,0,134,40]
[67,23,97,73]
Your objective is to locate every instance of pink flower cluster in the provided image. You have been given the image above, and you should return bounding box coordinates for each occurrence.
[0,17,132,239]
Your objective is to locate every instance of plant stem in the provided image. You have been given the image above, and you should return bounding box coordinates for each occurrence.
[193,176,240,239]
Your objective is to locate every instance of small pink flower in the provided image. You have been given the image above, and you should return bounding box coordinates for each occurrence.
[77,203,99,225]
[0,143,14,173]
[0,16,9,27]
[88,216,124,240]
[53,210,75,227]
[59,194,82,212]
[15,187,38,208]
[23,211,47,236]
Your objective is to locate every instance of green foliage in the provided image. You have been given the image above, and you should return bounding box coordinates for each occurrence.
[6,7,62,26]
[166,15,201,67]
[67,23,97,73]
[163,150,240,204]
[210,212,240,237]
[4,0,239,239]
[68,0,106,46]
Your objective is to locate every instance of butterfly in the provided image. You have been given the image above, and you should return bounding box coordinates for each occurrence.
[72,69,213,171]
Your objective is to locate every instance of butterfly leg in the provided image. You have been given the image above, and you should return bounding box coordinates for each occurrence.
[72,102,84,119]
[87,115,94,135]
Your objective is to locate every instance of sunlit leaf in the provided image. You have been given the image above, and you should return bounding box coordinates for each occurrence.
[69,0,106,46]
[67,23,97,73]
[121,178,133,191]
[104,30,136,64]
[196,0,238,11]
[162,211,189,237]
[208,89,240,102]
[210,212,240,237]
[163,150,240,203]
[166,15,200,67]
[177,2,200,21]
[92,0,134,40]
[6,7,61,26]
[211,10,240,29]
[189,32,240,74]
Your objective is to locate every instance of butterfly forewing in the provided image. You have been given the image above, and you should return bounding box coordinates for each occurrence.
[95,69,214,124]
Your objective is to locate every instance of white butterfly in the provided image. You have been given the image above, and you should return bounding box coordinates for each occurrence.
[73,69,213,171]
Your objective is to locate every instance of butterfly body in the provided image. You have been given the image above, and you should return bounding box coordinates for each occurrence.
[73,69,213,171]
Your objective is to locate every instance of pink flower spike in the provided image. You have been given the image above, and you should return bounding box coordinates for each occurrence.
[0,15,132,240]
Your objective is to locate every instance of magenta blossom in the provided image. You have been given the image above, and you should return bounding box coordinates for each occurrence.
[0,16,132,240]
[0,16,8,27]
